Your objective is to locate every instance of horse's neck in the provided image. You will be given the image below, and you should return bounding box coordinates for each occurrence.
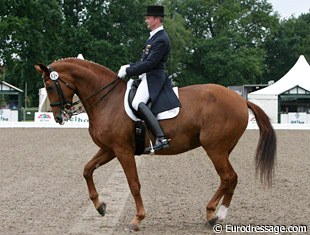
[73,67,125,117]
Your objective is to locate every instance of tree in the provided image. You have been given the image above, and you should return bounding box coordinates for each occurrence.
[58,0,154,70]
[263,13,310,83]
[0,0,309,107]
[0,0,150,105]
[168,0,278,86]
[0,0,63,105]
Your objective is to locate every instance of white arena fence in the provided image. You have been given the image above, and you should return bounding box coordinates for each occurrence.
[0,112,310,129]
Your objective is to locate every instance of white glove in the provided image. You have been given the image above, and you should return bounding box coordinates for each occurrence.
[117,64,130,78]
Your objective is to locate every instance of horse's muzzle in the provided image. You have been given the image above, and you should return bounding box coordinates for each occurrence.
[54,115,63,125]
[55,111,71,125]
[55,115,63,124]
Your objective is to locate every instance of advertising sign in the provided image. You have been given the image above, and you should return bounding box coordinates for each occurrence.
[288,112,307,124]
[34,112,89,127]
[0,109,18,122]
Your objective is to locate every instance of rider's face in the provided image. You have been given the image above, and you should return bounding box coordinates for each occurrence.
[145,16,160,30]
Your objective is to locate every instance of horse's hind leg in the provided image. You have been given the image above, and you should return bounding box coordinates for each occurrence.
[83,149,115,216]
[205,150,238,225]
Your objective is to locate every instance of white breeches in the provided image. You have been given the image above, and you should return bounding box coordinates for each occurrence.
[132,74,150,111]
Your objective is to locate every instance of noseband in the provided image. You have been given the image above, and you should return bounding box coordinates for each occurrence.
[46,66,121,118]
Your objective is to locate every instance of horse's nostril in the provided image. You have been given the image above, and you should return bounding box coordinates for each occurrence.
[55,116,62,123]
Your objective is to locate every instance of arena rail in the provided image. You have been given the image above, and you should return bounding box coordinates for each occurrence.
[1,111,310,129]
[1,121,310,129]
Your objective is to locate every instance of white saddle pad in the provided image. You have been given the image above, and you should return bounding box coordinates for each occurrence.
[124,79,180,121]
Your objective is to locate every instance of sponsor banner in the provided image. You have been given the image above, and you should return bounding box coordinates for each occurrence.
[35,112,54,123]
[34,112,89,127]
[288,112,307,124]
[281,112,308,124]
[0,109,18,122]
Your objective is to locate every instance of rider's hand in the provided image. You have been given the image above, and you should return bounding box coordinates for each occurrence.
[117,64,130,79]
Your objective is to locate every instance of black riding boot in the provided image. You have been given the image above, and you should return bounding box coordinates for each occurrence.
[137,102,169,153]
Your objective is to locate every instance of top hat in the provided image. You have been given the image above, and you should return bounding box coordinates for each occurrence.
[146,5,165,17]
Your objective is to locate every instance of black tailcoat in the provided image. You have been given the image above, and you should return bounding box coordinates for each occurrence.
[126,29,180,115]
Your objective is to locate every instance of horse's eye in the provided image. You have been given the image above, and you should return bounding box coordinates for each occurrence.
[47,86,54,93]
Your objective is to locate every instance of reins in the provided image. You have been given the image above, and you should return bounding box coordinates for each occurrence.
[71,76,121,115]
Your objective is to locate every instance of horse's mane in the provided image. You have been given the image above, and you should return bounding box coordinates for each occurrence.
[53,57,102,67]
[51,57,116,76]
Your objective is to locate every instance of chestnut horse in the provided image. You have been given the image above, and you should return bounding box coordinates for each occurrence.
[35,58,276,231]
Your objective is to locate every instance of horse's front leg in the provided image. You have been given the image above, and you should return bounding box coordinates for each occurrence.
[116,151,145,231]
[83,148,115,216]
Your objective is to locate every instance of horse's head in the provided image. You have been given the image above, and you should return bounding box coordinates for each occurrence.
[35,63,76,125]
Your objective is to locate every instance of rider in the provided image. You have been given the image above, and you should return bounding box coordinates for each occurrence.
[118,5,180,152]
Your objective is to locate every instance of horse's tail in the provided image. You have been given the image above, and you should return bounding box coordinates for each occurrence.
[247,100,277,187]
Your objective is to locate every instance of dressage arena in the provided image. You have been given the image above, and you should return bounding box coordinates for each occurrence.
[0,128,309,234]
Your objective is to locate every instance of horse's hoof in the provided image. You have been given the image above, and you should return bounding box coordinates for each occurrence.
[127,223,140,232]
[208,216,219,226]
[96,202,106,216]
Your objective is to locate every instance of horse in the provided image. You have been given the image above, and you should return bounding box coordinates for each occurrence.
[35,58,276,231]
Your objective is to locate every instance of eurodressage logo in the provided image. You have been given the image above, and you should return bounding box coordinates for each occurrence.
[37,113,52,122]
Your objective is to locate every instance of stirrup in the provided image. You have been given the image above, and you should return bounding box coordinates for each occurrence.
[144,137,170,155]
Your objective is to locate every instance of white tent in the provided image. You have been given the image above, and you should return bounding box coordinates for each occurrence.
[38,87,48,112]
[248,55,310,123]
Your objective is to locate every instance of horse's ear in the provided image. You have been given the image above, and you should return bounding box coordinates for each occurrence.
[34,63,50,77]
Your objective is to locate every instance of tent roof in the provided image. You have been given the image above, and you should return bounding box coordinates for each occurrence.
[249,55,310,96]
[0,81,23,93]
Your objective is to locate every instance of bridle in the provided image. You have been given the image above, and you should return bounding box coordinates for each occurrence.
[46,66,121,119]
[48,67,75,109]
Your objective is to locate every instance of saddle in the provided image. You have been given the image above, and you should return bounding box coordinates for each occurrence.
[124,79,179,121]
[124,79,180,155]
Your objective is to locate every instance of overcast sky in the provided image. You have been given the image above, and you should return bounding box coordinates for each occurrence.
[268,0,310,18]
